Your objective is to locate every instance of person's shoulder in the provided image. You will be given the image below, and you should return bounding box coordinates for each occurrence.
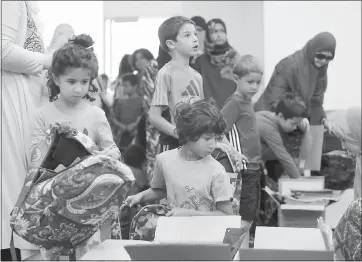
[89,104,106,118]
[256,111,278,131]
[157,148,178,162]
[256,110,275,120]
[157,62,173,76]
[204,156,227,172]
[188,65,202,78]
[275,54,298,73]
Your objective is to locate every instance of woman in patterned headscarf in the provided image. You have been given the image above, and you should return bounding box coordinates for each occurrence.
[2,1,53,260]
[333,198,362,261]
[329,107,361,199]
[192,18,241,110]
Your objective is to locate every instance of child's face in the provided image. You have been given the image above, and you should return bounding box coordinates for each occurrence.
[236,72,263,99]
[168,23,199,58]
[123,81,136,96]
[277,115,303,133]
[53,67,92,105]
[187,133,222,159]
[134,53,149,72]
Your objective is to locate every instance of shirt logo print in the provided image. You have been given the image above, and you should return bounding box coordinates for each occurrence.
[181,80,200,97]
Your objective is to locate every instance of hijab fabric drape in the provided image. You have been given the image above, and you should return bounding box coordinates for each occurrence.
[203,19,240,80]
[330,107,361,199]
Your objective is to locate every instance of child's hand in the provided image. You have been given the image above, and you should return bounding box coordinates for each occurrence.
[322,118,332,134]
[92,147,120,160]
[298,118,310,132]
[124,194,143,208]
[165,207,194,217]
[54,120,72,134]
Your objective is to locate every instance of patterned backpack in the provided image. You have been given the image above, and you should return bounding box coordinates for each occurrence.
[129,204,170,241]
[9,124,135,259]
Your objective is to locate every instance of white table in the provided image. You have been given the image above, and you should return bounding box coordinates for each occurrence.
[80,240,152,260]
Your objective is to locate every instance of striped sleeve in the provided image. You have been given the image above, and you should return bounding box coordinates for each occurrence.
[151,68,171,107]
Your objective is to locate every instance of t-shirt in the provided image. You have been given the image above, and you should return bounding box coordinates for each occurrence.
[151,149,233,211]
[151,62,204,124]
[221,93,261,162]
[113,96,143,125]
[29,102,119,166]
[256,111,301,178]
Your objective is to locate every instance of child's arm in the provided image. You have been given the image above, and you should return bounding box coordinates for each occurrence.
[112,117,127,131]
[94,108,121,160]
[149,105,178,138]
[259,122,301,178]
[126,188,167,207]
[166,201,233,216]
[125,155,167,206]
[221,95,241,133]
[149,69,178,138]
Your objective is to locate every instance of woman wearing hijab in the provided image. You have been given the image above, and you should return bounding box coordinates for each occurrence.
[255,32,337,129]
[329,107,361,199]
[192,18,241,110]
[333,197,362,261]
[111,54,134,101]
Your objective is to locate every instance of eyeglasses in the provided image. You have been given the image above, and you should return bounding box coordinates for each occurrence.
[315,53,334,61]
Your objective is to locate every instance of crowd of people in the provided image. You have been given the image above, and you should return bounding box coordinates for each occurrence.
[2,1,361,261]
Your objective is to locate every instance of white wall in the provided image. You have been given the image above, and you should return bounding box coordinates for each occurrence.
[103,1,182,18]
[38,1,104,71]
[261,1,361,110]
[181,1,264,65]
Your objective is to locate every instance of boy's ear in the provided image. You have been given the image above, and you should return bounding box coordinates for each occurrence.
[52,73,60,86]
[232,74,239,83]
[165,39,176,51]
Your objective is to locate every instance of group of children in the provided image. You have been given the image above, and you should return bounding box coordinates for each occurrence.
[29,15,319,238]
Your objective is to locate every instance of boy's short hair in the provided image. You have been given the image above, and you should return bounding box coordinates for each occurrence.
[123,144,146,169]
[233,55,263,79]
[174,98,227,145]
[158,16,195,52]
[275,93,309,119]
[122,73,138,87]
[100,73,108,81]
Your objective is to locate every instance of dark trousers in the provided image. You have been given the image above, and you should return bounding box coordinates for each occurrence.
[1,248,21,261]
[238,169,263,222]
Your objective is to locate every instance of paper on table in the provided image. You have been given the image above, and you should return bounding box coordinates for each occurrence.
[154,216,241,244]
[254,226,327,251]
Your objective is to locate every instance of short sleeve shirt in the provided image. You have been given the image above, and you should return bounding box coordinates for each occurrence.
[151,62,204,124]
[151,149,233,211]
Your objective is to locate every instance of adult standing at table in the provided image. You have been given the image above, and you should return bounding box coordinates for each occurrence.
[1,1,52,260]
[255,32,337,129]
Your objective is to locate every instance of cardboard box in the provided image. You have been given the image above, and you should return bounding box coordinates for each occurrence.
[236,226,334,261]
[278,204,325,228]
[277,177,326,228]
